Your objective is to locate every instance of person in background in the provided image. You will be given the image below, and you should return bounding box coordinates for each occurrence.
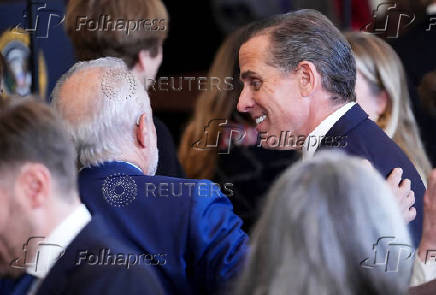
[411,168,436,287]
[390,0,436,167]
[391,0,436,88]
[0,98,163,295]
[417,70,436,164]
[345,32,432,181]
[178,26,299,232]
[65,0,184,177]
[0,53,5,98]
[233,151,412,295]
[51,57,248,295]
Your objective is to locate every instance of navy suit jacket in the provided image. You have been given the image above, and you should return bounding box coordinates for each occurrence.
[5,216,164,295]
[78,162,249,295]
[318,104,426,247]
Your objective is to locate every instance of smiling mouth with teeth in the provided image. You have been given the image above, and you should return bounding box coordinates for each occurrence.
[255,115,267,125]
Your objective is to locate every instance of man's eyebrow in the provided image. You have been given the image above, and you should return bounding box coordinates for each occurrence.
[240,70,257,81]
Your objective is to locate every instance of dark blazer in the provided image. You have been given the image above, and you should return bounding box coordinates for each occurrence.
[78,162,249,295]
[154,116,185,178]
[319,104,426,247]
[7,216,164,295]
[410,279,436,295]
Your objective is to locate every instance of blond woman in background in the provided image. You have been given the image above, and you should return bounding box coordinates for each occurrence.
[345,32,432,181]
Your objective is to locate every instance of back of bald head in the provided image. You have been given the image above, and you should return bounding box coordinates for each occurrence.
[51,57,152,167]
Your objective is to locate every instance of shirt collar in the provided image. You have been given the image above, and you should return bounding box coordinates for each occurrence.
[26,204,91,279]
[80,161,144,174]
[302,102,355,160]
[427,3,436,15]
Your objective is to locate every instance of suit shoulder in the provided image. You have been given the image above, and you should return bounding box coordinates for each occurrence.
[64,263,164,295]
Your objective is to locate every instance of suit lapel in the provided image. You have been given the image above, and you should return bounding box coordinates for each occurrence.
[320,103,368,148]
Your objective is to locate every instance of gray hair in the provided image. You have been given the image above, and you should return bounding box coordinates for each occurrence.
[234,151,412,295]
[242,9,356,103]
[51,57,155,169]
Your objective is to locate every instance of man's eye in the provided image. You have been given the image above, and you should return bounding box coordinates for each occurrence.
[250,80,261,90]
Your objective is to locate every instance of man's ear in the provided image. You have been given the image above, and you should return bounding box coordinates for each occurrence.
[136,113,148,149]
[15,163,51,209]
[296,61,317,97]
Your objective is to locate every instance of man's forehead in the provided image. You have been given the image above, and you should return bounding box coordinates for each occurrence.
[239,34,271,75]
[239,35,270,63]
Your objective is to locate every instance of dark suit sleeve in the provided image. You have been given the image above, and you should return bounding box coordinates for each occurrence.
[154,116,186,178]
[410,279,436,295]
[64,265,165,295]
[187,180,249,294]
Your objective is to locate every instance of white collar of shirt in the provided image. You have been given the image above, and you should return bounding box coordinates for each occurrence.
[123,161,144,173]
[26,204,91,280]
[428,3,436,15]
[79,161,143,173]
[302,102,356,160]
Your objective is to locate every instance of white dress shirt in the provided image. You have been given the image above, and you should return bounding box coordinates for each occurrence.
[26,204,91,294]
[302,102,356,160]
[411,254,436,286]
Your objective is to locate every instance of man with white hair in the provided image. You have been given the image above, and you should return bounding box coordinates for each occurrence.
[51,57,248,295]
[0,98,163,295]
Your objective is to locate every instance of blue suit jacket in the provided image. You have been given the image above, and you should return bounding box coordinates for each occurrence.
[78,162,249,295]
[319,104,426,247]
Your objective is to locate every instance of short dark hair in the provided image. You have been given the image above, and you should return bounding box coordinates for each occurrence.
[65,0,168,68]
[0,98,77,194]
[242,9,356,103]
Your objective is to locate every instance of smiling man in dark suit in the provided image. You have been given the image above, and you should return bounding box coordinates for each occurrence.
[51,57,249,295]
[237,9,425,246]
[0,98,163,295]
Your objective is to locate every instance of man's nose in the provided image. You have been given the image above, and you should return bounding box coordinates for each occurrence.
[237,87,255,113]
